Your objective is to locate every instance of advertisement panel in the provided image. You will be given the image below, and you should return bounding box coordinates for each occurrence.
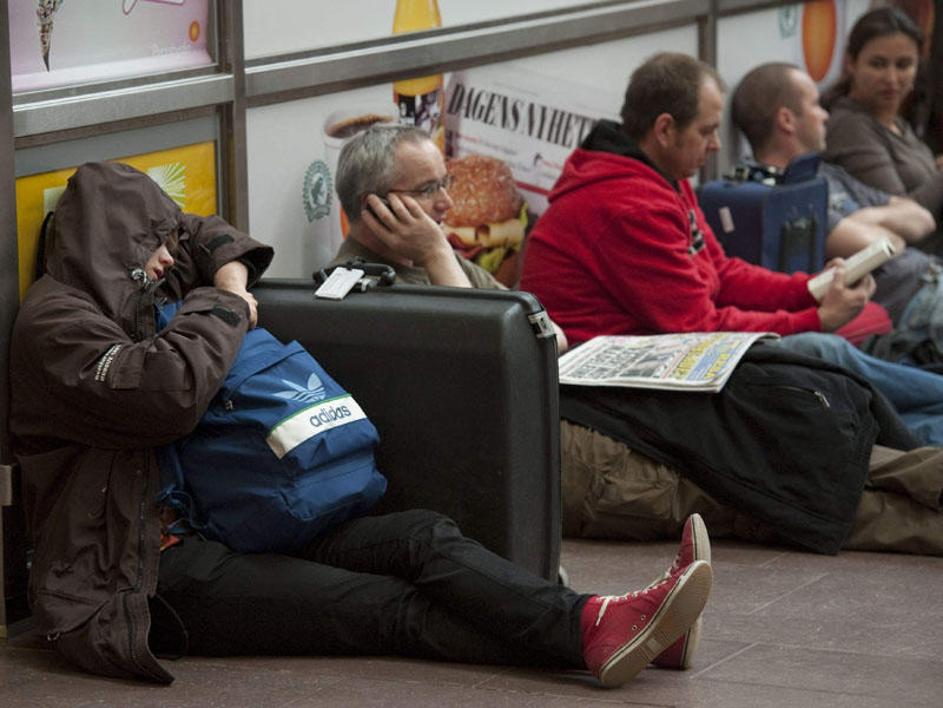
[10,0,212,92]
[16,141,217,299]
[245,0,618,60]
[247,21,697,280]
[442,65,616,281]
[716,0,934,171]
[717,0,865,170]
[247,85,397,278]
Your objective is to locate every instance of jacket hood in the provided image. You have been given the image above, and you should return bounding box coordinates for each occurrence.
[42,162,183,334]
[548,119,675,202]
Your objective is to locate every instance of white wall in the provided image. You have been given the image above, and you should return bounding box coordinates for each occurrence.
[244,0,615,60]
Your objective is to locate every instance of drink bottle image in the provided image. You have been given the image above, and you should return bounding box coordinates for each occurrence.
[392,0,444,150]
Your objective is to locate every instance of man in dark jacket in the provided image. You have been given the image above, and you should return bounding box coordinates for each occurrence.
[9,161,711,686]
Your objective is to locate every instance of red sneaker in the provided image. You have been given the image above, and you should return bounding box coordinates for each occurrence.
[581,560,712,688]
[652,513,711,670]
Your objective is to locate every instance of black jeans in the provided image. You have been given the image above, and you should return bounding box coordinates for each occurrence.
[155,509,588,667]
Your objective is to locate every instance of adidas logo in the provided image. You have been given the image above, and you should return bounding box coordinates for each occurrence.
[274,373,326,403]
[309,404,353,428]
[267,393,367,459]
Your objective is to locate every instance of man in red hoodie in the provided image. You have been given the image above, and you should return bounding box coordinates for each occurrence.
[519,52,943,556]
[520,52,872,345]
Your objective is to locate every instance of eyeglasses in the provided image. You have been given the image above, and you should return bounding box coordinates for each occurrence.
[388,174,454,199]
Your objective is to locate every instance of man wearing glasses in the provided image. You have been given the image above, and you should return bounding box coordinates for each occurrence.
[329,124,569,354]
[329,125,499,289]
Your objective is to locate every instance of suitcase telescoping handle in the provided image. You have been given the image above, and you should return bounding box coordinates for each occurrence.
[312,259,397,295]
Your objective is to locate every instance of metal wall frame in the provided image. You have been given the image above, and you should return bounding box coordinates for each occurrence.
[0,0,796,635]
[1,0,20,636]
[9,0,796,140]
[245,0,710,104]
[6,1,797,191]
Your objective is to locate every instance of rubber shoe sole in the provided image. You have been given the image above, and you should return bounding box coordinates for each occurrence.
[652,513,711,670]
[598,560,713,688]
[688,513,711,567]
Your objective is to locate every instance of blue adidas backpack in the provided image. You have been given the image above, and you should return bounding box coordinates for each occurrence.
[157,304,387,553]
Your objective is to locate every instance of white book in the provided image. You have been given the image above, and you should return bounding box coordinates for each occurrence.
[807,238,897,300]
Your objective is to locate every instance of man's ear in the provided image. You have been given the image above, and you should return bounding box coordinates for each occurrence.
[776,106,796,136]
[651,113,676,147]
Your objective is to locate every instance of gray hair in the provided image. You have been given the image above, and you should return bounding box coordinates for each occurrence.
[335,125,432,222]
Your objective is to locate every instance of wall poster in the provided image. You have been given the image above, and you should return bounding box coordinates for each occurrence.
[16,141,218,300]
[9,0,212,93]
[442,65,616,283]
[246,7,694,281]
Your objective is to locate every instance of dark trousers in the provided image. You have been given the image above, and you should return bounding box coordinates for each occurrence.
[155,509,588,667]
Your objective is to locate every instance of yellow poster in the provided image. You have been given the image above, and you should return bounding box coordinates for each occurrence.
[15,141,217,300]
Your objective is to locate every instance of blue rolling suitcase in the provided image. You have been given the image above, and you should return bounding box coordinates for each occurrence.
[253,280,562,582]
[699,153,828,273]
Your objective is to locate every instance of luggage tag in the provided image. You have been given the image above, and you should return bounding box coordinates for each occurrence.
[314,266,365,300]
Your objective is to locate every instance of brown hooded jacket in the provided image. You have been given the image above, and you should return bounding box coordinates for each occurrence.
[9,161,273,682]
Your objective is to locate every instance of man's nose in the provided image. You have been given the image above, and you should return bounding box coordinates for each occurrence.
[437,188,454,211]
[708,130,721,152]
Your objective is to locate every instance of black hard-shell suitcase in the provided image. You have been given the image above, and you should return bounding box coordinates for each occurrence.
[254,280,562,581]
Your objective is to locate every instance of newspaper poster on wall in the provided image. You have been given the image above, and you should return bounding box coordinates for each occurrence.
[557,332,779,393]
[442,64,618,283]
[444,63,617,214]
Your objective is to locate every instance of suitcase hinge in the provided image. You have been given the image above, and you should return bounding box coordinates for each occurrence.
[527,311,556,340]
[1,464,15,506]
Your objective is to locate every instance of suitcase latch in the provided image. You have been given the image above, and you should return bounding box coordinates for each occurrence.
[528,311,556,340]
[1,464,15,506]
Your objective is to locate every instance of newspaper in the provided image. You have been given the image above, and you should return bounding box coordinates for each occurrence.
[558,332,778,392]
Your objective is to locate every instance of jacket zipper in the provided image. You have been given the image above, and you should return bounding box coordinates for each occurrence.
[778,384,830,409]
[129,269,154,342]
[126,271,164,677]
[123,458,164,681]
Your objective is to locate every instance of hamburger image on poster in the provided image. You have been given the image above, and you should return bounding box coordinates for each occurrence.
[444,154,527,282]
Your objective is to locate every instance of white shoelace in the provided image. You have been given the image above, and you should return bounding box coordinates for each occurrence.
[593,581,662,627]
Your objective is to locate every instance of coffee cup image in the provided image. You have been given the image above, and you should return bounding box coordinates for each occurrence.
[305,106,397,257]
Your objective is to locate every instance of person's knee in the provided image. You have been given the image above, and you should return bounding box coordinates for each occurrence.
[398,508,462,540]
[781,332,850,362]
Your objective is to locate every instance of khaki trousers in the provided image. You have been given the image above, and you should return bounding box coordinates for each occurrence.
[561,421,943,556]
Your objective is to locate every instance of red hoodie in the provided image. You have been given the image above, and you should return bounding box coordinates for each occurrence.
[520,125,821,345]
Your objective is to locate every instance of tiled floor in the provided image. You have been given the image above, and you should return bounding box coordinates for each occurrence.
[2,537,942,707]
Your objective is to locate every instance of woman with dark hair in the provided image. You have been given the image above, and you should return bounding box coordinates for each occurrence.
[823,7,943,222]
